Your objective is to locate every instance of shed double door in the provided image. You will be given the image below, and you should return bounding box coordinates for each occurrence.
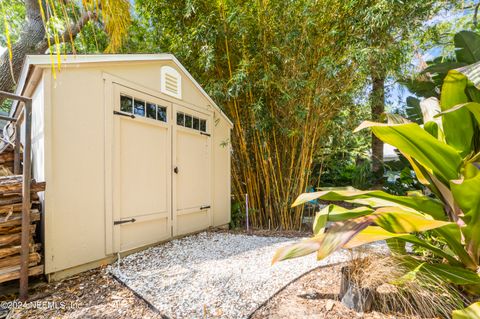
[112,84,212,253]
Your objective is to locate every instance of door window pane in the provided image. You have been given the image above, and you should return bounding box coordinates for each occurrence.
[134,99,145,117]
[193,117,200,130]
[157,106,167,122]
[146,103,157,119]
[120,95,132,113]
[200,119,207,132]
[177,112,185,126]
[185,115,192,128]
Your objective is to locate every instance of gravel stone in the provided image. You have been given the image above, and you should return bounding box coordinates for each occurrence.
[108,231,384,319]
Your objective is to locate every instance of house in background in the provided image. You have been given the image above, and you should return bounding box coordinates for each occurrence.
[12,54,232,280]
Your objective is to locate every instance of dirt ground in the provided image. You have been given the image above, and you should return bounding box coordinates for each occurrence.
[251,263,417,319]
[0,268,162,319]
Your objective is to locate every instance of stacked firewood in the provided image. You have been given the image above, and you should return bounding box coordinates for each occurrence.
[0,145,17,176]
[0,175,45,283]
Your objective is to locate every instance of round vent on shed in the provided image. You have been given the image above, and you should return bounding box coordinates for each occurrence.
[160,66,182,99]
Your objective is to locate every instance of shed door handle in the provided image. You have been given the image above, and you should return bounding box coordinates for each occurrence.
[174,166,179,174]
[114,110,135,119]
[200,205,211,210]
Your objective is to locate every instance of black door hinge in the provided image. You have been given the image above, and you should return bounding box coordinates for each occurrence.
[114,218,136,225]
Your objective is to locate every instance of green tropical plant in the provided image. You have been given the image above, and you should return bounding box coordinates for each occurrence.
[403,30,480,124]
[273,62,480,314]
[453,302,480,319]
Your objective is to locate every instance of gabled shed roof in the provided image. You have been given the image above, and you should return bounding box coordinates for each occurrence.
[12,54,233,127]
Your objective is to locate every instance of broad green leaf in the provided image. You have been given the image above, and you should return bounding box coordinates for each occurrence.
[355,121,462,183]
[344,226,460,265]
[419,263,480,286]
[385,113,410,124]
[313,206,329,235]
[454,31,480,64]
[401,257,480,287]
[396,234,461,265]
[316,217,373,260]
[423,121,438,138]
[273,216,374,263]
[419,97,444,140]
[272,235,323,264]
[422,61,468,74]
[440,70,473,156]
[434,225,478,270]
[405,96,422,124]
[293,189,445,220]
[436,102,480,125]
[343,226,405,249]
[323,205,374,222]
[372,207,452,234]
[466,85,480,103]
[386,238,407,255]
[452,302,480,319]
[451,163,480,262]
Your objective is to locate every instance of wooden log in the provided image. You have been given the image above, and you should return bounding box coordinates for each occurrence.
[0,181,45,196]
[0,252,40,269]
[0,244,41,259]
[0,264,43,284]
[0,152,14,164]
[0,203,23,214]
[0,224,36,235]
[0,175,45,193]
[0,210,40,228]
[0,227,34,247]
[0,195,39,209]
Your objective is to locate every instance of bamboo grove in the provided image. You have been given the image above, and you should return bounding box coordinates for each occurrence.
[132,0,366,229]
[1,0,450,230]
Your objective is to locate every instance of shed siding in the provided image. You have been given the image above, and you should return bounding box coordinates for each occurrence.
[213,111,231,226]
[45,67,106,273]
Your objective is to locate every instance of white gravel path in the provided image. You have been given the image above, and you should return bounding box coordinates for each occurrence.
[108,232,384,319]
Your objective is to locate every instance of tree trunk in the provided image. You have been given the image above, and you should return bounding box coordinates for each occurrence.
[0,0,45,97]
[370,67,386,184]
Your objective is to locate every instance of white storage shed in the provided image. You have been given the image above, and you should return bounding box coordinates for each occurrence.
[12,54,232,280]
